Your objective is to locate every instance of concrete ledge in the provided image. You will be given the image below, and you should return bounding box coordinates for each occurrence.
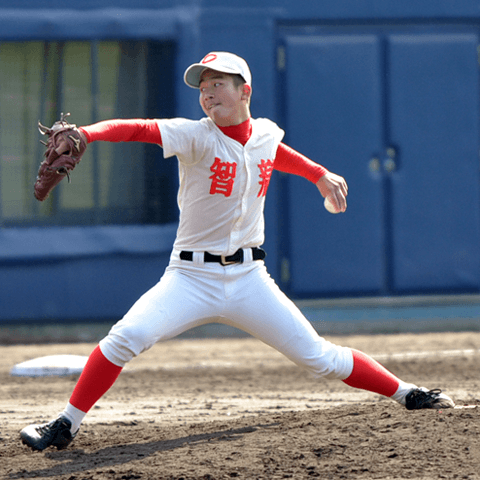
[296,294,480,309]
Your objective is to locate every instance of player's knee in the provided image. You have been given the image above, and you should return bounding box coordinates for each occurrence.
[100,323,154,367]
[301,345,354,380]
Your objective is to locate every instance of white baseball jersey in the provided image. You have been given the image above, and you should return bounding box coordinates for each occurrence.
[157,117,284,255]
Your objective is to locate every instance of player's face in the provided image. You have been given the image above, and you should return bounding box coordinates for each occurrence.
[199,70,250,127]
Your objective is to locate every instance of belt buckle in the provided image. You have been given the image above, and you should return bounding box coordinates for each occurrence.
[220,255,236,266]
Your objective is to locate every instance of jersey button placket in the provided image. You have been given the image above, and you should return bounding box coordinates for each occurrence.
[229,150,248,249]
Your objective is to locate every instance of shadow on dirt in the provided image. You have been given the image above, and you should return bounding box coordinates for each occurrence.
[11,423,278,479]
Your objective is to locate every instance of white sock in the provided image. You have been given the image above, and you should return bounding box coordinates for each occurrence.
[62,402,86,434]
[390,381,417,405]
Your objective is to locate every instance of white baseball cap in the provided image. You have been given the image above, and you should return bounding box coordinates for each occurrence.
[184,52,252,89]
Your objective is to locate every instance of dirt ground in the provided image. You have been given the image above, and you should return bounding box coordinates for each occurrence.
[1,331,480,479]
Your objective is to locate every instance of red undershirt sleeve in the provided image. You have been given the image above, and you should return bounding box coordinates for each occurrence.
[79,119,162,146]
[274,142,327,184]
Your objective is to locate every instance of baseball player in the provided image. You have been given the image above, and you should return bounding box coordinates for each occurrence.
[20,52,454,451]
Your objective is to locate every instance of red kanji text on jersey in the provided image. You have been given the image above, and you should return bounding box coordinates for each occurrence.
[257,159,274,197]
[209,157,237,197]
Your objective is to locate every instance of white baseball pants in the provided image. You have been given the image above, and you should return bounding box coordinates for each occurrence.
[99,250,354,380]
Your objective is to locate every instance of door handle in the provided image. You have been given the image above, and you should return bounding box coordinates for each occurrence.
[369,157,381,172]
[384,147,397,172]
[369,148,397,173]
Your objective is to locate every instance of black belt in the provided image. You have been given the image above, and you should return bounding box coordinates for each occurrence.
[180,247,266,266]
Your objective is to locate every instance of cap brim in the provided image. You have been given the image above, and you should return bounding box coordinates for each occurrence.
[184,64,207,89]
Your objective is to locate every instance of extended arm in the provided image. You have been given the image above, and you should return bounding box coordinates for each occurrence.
[79,119,162,145]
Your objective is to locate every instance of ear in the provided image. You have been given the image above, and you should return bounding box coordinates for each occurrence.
[241,84,252,101]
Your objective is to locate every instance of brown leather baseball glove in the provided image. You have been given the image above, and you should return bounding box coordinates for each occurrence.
[34,113,88,201]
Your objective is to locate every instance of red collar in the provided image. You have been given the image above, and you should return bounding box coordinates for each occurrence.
[217,118,252,146]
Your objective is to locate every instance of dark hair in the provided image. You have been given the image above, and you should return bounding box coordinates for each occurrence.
[232,74,246,88]
[231,73,251,105]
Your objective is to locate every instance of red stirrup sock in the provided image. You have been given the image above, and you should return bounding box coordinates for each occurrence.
[342,349,400,398]
[69,345,123,413]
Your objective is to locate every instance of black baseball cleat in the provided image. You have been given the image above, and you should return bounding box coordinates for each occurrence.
[405,388,455,410]
[20,416,77,451]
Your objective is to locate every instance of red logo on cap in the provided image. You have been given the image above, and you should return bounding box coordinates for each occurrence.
[202,54,217,64]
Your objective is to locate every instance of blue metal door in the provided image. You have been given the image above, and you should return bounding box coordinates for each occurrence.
[388,33,480,293]
[283,34,385,296]
[282,29,480,297]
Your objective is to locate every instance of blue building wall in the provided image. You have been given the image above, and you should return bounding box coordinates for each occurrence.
[1,0,480,321]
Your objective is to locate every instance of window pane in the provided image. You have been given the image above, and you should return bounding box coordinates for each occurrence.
[0,42,43,219]
[103,42,147,215]
[97,42,120,210]
[60,42,94,210]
